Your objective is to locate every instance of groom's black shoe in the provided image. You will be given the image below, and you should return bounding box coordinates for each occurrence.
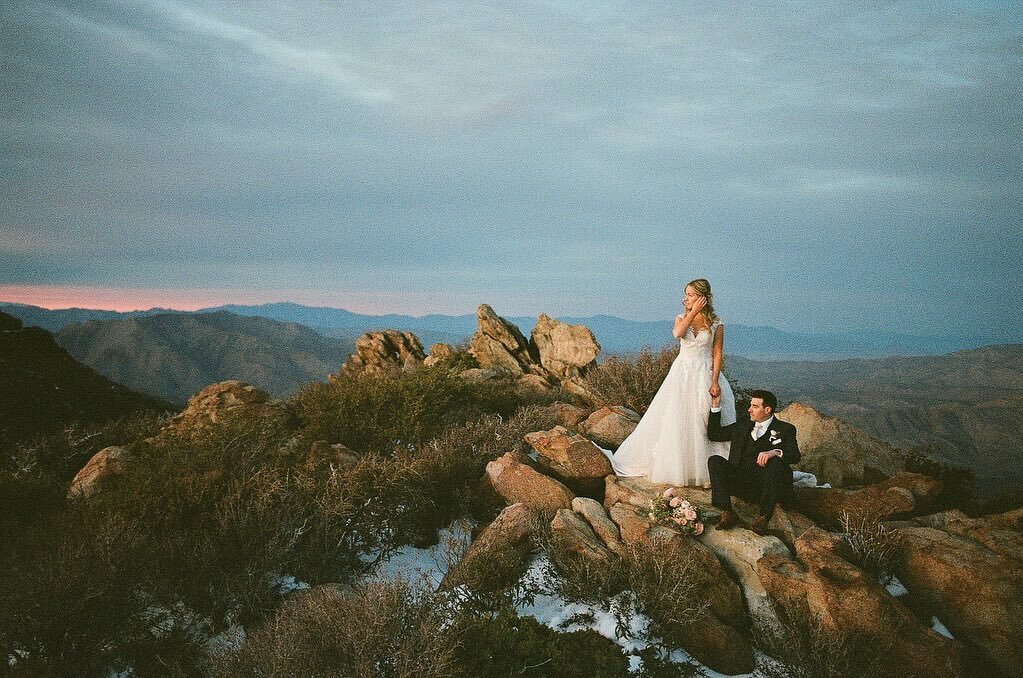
[716,509,740,530]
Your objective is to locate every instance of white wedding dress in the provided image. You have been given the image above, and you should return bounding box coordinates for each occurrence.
[611,321,736,486]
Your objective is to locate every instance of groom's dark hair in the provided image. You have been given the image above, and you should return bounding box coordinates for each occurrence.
[751,389,778,412]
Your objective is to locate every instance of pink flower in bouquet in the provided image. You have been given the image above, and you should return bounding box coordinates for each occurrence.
[684,508,697,522]
[672,516,684,525]
[680,500,691,510]
[669,497,682,507]
[663,487,674,498]
[694,522,704,536]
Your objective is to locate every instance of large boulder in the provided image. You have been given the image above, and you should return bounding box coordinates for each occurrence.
[524,426,612,493]
[423,342,456,368]
[698,522,790,643]
[779,402,904,487]
[340,330,425,376]
[442,503,537,591]
[530,313,600,380]
[892,512,1023,675]
[162,381,289,434]
[793,472,942,528]
[571,497,625,555]
[468,305,537,375]
[546,401,592,429]
[68,446,131,499]
[578,406,640,451]
[759,527,963,677]
[485,451,575,511]
[550,509,615,564]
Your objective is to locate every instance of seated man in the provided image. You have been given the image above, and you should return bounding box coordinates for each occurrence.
[707,389,800,534]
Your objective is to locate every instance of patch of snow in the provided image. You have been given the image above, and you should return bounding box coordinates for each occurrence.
[793,470,829,488]
[371,522,473,588]
[272,575,310,595]
[885,576,909,597]
[931,616,954,639]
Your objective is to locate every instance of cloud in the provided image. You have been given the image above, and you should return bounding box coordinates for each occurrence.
[1,0,1020,336]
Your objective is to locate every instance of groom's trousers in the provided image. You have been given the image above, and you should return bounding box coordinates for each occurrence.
[708,455,789,518]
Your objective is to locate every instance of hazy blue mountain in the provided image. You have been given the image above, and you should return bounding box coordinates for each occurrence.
[55,311,355,404]
[2,300,1008,360]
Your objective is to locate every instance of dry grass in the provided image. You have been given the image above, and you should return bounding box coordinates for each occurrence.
[838,511,898,584]
[583,346,677,414]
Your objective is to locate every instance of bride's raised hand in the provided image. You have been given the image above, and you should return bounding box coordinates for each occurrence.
[688,296,707,315]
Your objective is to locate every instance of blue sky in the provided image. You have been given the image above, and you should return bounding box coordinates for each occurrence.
[1,1,1021,337]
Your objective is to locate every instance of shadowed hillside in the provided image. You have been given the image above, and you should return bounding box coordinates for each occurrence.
[55,311,355,403]
[727,345,1023,507]
[0,312,173,447]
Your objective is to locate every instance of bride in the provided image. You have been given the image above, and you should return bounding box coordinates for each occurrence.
[611,279,736,486]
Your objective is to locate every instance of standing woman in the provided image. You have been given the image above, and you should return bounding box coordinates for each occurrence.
[611,279,736,486]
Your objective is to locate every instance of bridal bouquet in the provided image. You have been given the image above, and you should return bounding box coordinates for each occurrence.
[649,487,704,537]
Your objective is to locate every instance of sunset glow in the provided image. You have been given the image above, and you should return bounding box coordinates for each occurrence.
[0,284,459,315]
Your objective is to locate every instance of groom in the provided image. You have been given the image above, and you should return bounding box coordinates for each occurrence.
[707,389,800,535]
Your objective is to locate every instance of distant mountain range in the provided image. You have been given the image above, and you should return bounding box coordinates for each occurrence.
[54,311,355,404]
[0,311,173,447]
[728,345,1023,508]
[0,301,1007,360]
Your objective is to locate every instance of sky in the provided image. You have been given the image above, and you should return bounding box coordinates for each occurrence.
[1,1,1021,337]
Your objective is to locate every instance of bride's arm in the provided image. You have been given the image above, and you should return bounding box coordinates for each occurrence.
[710,323,725,396]
[672,298,705,338]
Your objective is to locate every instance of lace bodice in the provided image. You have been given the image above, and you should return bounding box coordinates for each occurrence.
[678,320,720,362]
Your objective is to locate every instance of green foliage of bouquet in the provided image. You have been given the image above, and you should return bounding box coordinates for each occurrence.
[648,487,704,537]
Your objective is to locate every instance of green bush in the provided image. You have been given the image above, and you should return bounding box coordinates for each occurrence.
[292,367,519,454]
[454,610,630,677]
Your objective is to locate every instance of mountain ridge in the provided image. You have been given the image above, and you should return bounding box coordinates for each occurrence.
[2,300,1008,360]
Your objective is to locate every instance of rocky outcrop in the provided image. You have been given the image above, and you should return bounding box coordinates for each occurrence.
[793,471,942,528]
[779,402,904,487]
[423,342,455,367]
[578,406,640,451]
[530,314,600,379]
[465,306,602,396]
[759,527,963,677]
[524,426,612,494]
[442,503,536,591]
[893,510,1023,675]
[162,381,290,434]
[340,330,425,376]
[485,451,575,511]
[68,446,131,499]
[468,304,537,375]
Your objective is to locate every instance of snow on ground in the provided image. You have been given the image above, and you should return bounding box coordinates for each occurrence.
[373,536,774,677]
[884,576,909,597]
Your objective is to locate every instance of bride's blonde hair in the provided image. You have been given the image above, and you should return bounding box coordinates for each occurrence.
[686,278,719,328]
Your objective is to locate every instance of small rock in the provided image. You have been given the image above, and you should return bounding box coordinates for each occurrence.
[68,446,131,499]
[485,451,575,511]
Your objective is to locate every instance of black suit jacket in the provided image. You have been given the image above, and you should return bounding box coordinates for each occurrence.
[707,411,800,470]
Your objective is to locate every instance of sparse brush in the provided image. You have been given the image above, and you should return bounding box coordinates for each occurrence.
[582,346,677,414]
[214,579,459,678]
[838,511,898,584]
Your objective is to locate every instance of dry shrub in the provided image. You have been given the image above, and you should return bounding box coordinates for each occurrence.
[621,536,709,643]
[292,366,520,455]
[758,606,897,678]
[583,346,677,414]
[838,511,898,584]
[215,580,458,678]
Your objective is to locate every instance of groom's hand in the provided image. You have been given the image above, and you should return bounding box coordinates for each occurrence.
[710,392,721,408]
[757,450,782,467]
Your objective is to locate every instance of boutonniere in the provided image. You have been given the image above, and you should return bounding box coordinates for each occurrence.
[769,430,781,444]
